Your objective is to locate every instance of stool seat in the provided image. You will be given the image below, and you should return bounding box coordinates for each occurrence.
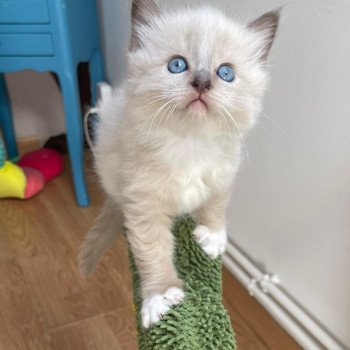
[0,0,105,207]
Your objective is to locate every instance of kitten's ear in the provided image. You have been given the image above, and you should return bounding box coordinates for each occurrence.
[248,9,281,62]
[130,0,160,51]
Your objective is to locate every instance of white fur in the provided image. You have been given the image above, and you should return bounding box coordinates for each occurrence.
[193,225,227,259]
[141,287,185,328]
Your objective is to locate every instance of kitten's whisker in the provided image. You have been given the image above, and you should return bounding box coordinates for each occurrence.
[221,106,250,162]
[141,91,187,106]
[216,110,234,154]
[141,95,169,104]
[211,95,246,114]
[257,119,271,132]
[165,104,178,127]
[260,111,287,135]
[144,98,177,146]
[156,102,177,129]
[140,91,176,102]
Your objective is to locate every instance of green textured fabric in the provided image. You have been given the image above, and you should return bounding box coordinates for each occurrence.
[0,138,5,168]
[128,217,237,350]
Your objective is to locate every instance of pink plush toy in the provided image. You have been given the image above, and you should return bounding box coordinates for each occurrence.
[18,148,64,182]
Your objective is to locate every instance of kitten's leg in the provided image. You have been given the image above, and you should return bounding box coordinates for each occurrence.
[125,209,184,328]
[193,192,229,259]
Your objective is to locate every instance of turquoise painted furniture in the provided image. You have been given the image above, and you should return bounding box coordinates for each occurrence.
[0,0,105,207]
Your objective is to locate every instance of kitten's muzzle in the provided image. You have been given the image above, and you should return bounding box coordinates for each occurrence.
[191,69,212,94]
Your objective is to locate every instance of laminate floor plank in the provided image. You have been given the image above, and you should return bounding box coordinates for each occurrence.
[0,259,52,350]
[0,154,300,349]
[224,296,270,350]
[104,307,138,350]
[50,314,121,350]
[223,268,302,350]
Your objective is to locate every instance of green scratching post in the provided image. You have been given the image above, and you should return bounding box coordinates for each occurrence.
[128,217,237,350]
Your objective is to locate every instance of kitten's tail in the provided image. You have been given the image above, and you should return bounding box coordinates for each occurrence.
[79,198,123,277]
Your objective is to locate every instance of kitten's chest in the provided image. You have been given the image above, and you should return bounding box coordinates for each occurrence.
[160,136,233,212]
[163,136,219,174]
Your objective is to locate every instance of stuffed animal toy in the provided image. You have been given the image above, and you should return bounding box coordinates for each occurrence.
[0,137,45,199]
[0,137,64,199]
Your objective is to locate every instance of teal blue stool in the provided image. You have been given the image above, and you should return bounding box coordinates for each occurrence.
[0,0,105,207]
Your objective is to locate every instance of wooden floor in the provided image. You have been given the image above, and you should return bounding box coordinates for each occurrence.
[0,154,301,350]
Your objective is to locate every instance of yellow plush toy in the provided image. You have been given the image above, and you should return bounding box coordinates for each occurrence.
[0,138,45,199]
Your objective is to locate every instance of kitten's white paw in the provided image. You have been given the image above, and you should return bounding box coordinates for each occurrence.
[141,287,185,328]
[193,225,227,259]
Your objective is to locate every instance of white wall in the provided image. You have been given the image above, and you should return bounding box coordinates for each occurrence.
[224,1,350,347]
[154,0,350,347]
[97,0,131,84]
[5,0,350,347]
[5,71,65,142]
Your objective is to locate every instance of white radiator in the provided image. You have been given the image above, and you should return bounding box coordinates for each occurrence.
[223,240,345,350]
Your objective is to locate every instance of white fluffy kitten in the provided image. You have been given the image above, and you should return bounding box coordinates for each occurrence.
[79,0,280,329]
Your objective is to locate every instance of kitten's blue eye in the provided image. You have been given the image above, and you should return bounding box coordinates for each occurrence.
[168,57,188,74]
[217,65,235,82]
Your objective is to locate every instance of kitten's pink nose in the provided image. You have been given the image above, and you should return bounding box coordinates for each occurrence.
[191,70,212,93]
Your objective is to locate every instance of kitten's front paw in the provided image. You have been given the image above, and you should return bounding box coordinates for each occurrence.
[193,225,227,259]
[141,287,185,328]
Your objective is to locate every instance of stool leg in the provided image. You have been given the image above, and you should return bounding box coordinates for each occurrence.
[89,49,104,105]
[58,70,90,207]
[0,73,18,161]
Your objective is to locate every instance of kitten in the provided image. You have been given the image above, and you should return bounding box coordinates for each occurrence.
[79,0,280,329]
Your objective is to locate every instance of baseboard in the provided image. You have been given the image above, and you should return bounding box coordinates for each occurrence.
[223,240,345,350]
[17,135,41,156]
